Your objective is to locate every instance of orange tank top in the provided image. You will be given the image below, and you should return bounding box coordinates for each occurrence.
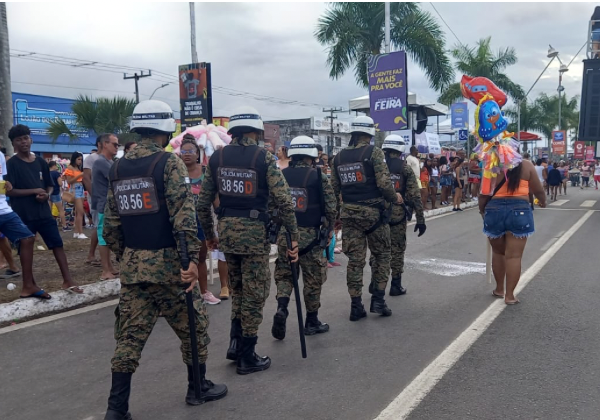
[494,179,529,197]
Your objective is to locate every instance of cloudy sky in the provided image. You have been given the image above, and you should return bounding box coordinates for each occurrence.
[6,2,596,129]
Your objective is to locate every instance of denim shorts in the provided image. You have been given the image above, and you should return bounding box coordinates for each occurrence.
[440,175,452,187]
[50,193,62,203]
[483,199,534,239]
[429,176,439,188]
[0,212,34,246]
[71,183,84,199]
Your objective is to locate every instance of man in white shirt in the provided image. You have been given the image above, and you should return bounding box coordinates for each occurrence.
[82,137,104,267]
[0,151,49,298]
[406,146,421,188]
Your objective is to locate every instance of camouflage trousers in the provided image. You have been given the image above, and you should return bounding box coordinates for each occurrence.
[341,207,391,298]
[112,283,209,373]
[389,220,407,277]
[226,253,271,337]
[274,235,327,313]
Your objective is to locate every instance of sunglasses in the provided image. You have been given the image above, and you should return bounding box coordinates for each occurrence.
[180,150,197,155]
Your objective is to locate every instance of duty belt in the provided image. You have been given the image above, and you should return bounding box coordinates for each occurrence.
[217,208,269,223]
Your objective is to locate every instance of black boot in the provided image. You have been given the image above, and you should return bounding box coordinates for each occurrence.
[368,279,375,294]
[349,296,367,322]
[271,297,289,340]
[236,336,271,375]
[185,364,228,405]
[389,276,407,296]
[304,310,329,335]
[370,291,392,316]
[104,372,133,420]
[226,318,242,361]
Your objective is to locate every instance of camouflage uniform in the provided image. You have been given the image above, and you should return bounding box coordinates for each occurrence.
[103,138,205,373]
[197,136,298,338]
[388,158,425,278]
[273,162,337,313]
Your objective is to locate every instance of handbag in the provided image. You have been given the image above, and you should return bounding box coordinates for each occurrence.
[62,190,75,204]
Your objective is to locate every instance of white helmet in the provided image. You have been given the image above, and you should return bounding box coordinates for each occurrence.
[382,134,406,154]
[288,136,318,158]
[350,115,376,137]
[130,100,176,134]
[228,106,264,134]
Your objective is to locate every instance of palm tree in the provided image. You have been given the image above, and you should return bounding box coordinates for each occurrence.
[504,100,545,134]
[0,4,13,154]
[48,95,137,143]
[535,93,579,140]
[315,2,454,91]
[438,37,525,106]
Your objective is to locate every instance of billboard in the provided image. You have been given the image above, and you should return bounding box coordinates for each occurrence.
[574,141,585,159]
[415,132,441,156]
[450,102,469,129]
[552,141,565,154]
[179,62,212,130]
[552,130,566,143]
[586,145,595,160]
[11,92,95,152]
[368,51,408,131]
[312,117,351,133]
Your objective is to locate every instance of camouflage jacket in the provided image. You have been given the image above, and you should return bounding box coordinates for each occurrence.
[387,152,425,225]
[330,138,398,217]
[197,137,298,255]
[103,138,201,285]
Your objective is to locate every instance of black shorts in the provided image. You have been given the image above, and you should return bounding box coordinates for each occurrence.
[454,179,463,189]
[24,217,64,249]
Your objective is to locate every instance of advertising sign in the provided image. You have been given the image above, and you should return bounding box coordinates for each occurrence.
[312,117,351,133]
[552,141,565,154]
[179,62,212,130]
[415,132,441,156]
[537,147,549,159]
[367,51,408,131]
[552,130,566,142]
[11,92,95,152]
[574,141,585,159]
[450,102,469,129]
[586,145,595,160]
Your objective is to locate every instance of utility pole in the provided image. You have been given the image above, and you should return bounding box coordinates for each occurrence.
[0,3,13,154]
[322,107,344,155]
[190,2,198,63]
[123,70,152,103]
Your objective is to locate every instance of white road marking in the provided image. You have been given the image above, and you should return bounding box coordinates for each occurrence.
[374,210,594,420]
[580,200,596,208]
[0,299,118,335]
[406,258,486,277]
[549,199,569,206]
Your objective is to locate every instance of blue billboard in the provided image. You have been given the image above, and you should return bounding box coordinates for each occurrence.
[11,92,96,154]
[450,102,469,129]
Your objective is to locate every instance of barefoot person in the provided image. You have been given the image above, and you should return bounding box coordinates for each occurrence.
[6,124,83,295]
[479,159,546,305]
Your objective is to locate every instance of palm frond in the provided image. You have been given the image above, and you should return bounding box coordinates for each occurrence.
[47,118,78,143]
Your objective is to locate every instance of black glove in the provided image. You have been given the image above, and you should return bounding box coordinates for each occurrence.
[414,223,426,237]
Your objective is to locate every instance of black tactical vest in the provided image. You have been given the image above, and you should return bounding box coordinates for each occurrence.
[282,166,322,228]
[334,145,381,203]
[109,152,177,250]
[209,145,269,213]
[386,156,406,193]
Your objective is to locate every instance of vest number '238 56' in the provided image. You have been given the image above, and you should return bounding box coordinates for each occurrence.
[217,167,258,197]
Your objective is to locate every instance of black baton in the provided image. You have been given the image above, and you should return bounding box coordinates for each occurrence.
[178,232,202,401]
[285,231,307,359]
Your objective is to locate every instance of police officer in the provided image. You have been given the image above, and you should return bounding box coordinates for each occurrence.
[381,134,426,295]
[197,106,299,375]
[102,100,227,420]
[330,116,401,321]
[272,136,337,339]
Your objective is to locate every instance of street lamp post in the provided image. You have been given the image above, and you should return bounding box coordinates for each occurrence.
[558,63,569,160]
[149,83,169,100]
[517,46,559,158]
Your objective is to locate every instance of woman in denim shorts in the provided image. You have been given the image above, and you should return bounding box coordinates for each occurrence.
[64,152,87,239]
[479,160,547,305]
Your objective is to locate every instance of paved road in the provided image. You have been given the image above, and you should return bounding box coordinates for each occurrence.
[2,188,600,420]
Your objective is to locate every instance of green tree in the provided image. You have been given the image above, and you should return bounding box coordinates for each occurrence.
[504,100,545,134]
[438,37,525,106]
[48,95,137,143]
[315,2,454,91]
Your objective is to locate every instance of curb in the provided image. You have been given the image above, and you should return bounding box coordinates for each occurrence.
[0,279,121,324]
[0,201,475,324]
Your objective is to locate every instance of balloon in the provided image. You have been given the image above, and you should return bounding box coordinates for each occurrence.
[207,131,226,151]
[461,75,508,108]
[475,94,508,142]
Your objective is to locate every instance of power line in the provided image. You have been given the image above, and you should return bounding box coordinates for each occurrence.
[567,41,587,68]
[429,2,464,47]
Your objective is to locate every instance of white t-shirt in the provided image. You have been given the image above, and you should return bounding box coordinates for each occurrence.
[594,166,600,176]
[431,167,439,177]
[0,152,13,216]
[83,152,102,171]
[406,155,421,188]
[535,165,545,183]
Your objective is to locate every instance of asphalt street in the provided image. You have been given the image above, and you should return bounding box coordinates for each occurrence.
[1,187,599,420]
